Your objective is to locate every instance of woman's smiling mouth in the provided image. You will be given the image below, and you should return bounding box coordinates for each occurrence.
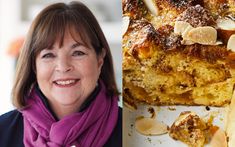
[53,79,80,87]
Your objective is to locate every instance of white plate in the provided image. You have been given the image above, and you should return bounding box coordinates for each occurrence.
[123,104,228,147]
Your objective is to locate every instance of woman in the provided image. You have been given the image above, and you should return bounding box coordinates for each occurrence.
[0,1,122,147]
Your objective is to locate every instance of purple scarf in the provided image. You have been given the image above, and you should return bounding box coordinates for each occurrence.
[21,81,118,147]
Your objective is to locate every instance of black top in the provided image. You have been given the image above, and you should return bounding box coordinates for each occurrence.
[0,108,122,147]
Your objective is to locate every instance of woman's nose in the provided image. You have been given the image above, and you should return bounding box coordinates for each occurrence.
[55,57,73,72]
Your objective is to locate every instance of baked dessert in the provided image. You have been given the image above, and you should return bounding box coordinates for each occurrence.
[123,0,235,107]
[169,111,219,147]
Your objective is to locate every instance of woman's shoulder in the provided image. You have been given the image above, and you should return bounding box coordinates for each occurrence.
[0,109,23,129]
[0,109,22,123]
[0,110,24,147]
[104,107,122,147]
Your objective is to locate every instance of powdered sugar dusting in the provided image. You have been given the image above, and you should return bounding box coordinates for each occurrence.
[176,4,215,27]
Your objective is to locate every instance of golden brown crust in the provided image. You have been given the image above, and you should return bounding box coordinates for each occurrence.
[122,0,148,19]
[156,25,182,50]
[204,0,229,17]
[156,0,204,15]
[182,44,228,62]
[122,0,235,107]
[123,20,160,59]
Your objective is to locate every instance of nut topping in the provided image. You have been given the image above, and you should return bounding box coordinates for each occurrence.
[174,21,192,35]
[135,116,168,136]
[187,26,217,45]
[227,34,235,52]
[143,0,159,16]
[122,16,130,36]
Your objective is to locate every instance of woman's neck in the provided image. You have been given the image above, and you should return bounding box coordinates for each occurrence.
[50,103,81,119]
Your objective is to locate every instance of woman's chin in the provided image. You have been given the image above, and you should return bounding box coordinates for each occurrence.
[50,93,82,107]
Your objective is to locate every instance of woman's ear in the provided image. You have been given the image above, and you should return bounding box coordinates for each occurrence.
[98,49,106,69]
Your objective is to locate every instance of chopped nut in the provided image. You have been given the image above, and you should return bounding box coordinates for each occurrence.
[227,34,235,52]
[187,26,217,45]
[143,0,159,16]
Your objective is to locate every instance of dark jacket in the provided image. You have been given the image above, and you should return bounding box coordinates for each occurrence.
[0,107,122,147]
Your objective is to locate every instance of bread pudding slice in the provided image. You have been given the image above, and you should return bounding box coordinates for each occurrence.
[123,0,235,107]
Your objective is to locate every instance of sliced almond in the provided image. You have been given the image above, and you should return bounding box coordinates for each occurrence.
[174,21,192,35]
[143,0,159,16]
[182,25,194,39]
[122,16,130,36]
[217,18,235,30]
[227,34,235,52]
[209,128,227,147]
[181,25,195,45]
[217,29,235,44]
[187,26,217,45]
[135,116,168,136]
[217,18,235,43]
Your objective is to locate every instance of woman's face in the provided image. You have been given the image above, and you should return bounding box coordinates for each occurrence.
[35,30,104,110]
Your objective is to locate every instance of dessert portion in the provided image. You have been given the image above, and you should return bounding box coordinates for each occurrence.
[123,0,235,107]
[169,111,223,147]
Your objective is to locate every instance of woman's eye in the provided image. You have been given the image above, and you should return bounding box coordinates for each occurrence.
[72,51,85,56]
[42,53,55,58]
